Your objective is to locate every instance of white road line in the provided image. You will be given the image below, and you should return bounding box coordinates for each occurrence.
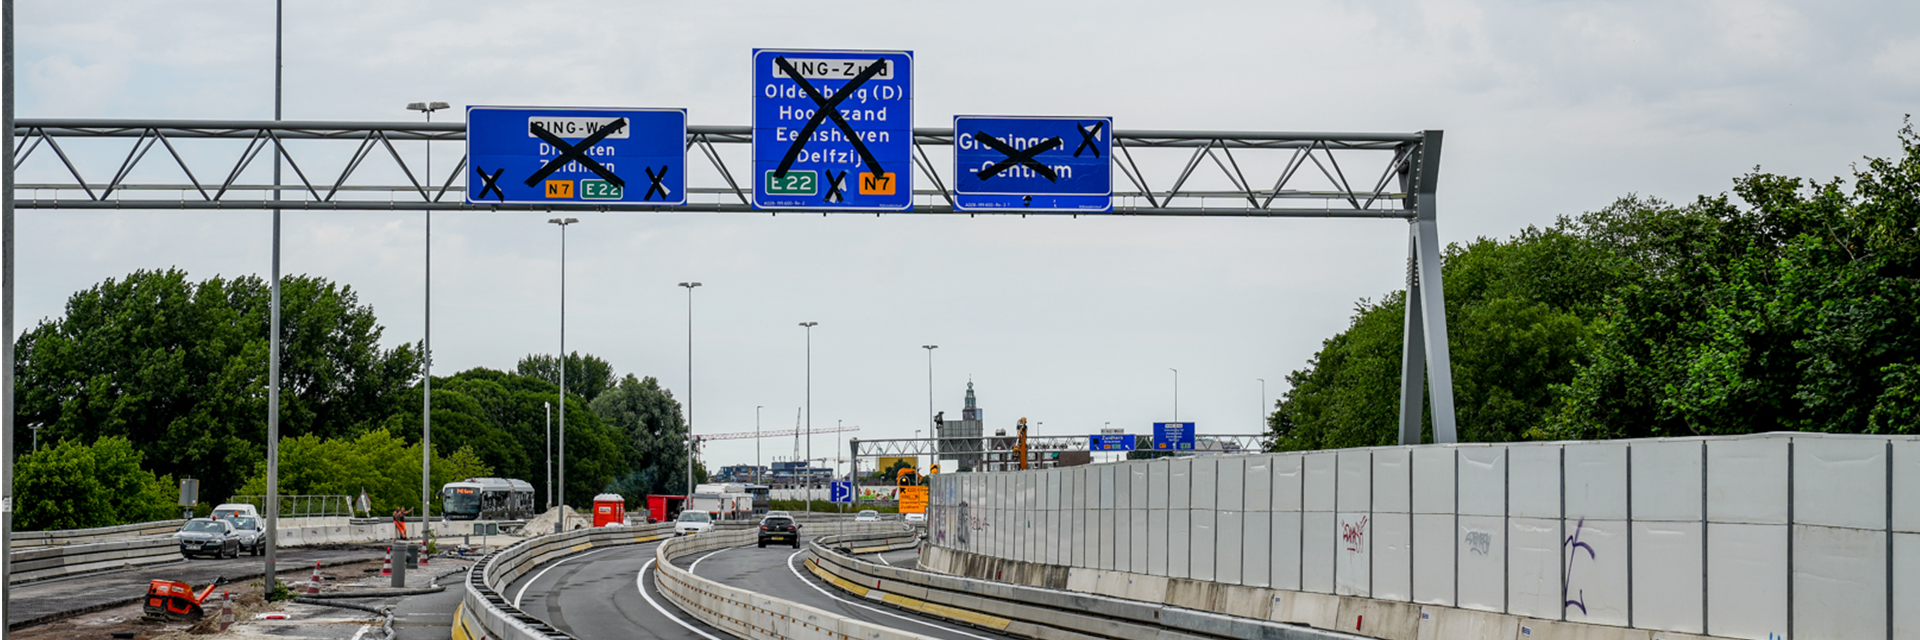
[688,548,725,574]
[637,559,728,640]
[513,546,623,608]
[877,552,892,566]
[783,550,1000,640]
[347,624,370,640]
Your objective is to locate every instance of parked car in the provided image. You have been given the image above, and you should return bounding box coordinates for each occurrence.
[854,510,881,523]
[223,516,264,556]
[903,512,926,524]
[674,510,713,536]
[758,515,800,548]
[176,518,240,559]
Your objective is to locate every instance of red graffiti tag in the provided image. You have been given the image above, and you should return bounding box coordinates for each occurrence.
[1341,517,1369,552]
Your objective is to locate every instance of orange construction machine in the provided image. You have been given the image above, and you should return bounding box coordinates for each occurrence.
[144,579,218,620]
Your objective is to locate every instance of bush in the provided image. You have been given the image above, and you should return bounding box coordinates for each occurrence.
[15,436,179,530]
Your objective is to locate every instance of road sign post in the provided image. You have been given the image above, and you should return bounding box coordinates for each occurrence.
[466,106,688,207]
[1152,422,1196,451]
[753,49,914,211]
[953,116,1111,212]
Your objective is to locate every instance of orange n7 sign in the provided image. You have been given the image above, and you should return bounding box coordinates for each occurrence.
[544,180,575,198]
[858,172,896,195]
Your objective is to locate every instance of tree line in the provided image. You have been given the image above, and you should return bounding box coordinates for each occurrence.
[1269,123,1920,449]
[11,269,701,529]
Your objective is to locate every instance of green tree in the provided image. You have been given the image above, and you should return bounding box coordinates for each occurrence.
[590,374,692,503]
[15,436,178,530]
[235,428,490,514]
[13,270,420,502]
[517,352,617,401]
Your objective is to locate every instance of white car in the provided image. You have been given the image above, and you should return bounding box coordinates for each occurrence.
[903,512,926,524]
[674,511,713,535]
[854,510,881,523]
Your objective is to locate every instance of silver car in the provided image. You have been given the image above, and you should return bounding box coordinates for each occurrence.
[176,518,240,559]
[223,516,265,556]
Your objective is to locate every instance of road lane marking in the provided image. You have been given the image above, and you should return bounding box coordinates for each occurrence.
[688,548,725,574]
[637,558,728,640]
[784,550,1002,640]
[513,546,623,608]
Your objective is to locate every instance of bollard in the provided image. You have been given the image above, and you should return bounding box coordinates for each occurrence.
[306,561,323,595]
[219,591,234,632]
[381,546,393,576]
[390,542,409,587]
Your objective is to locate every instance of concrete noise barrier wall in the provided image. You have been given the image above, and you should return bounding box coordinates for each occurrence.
[925,432,1920,640]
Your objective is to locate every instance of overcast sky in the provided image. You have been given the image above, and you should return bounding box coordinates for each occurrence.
[11,0,1919,474]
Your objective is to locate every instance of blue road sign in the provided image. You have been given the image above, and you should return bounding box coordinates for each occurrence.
[466,106,687,206]
[753,49,913,211]
[953,116,1112,212]
[1153,422,1196,451]
[1090,434,1136,451]
[830,480,855,504]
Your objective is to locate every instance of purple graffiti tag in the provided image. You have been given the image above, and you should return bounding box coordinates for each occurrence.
[1562,517,1596,616]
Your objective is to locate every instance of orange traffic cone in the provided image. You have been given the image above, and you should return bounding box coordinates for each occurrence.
[305,561,323,596]
[381,547,393,577]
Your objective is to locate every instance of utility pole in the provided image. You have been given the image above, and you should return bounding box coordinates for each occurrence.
[799,322,817,514]
[679,282,701,496]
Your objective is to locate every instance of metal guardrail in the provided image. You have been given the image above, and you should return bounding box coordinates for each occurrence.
[805,532,1355,640]
[11,519,186,548]
[8,535,181,584]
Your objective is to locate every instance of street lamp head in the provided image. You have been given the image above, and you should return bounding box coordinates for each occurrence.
[922,344,937,350]
[799,321,818,328]
[406,101,450,113]
[679,282,702,289]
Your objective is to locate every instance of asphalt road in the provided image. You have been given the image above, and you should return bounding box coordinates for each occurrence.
[9,544,386,628]
[501,538,732,640]
[678,541,1016,640]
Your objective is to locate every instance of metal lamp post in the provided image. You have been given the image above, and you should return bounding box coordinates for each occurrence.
[549,217,579,533]
[921,344,937,453]
[799,321,817,514]
[406,99,447,555]
[544,401,552,510]
[678,282,701,497]
[1258,378,1267,430]
[1170,368,1179,422]
[756,406,764,485]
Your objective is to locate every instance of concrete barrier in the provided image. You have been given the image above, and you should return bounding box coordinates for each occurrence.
[7,536,181,583]
[12,520,186,548]
[653,523,920,640]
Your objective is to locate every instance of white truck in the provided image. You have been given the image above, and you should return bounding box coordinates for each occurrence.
[690,483,755,521]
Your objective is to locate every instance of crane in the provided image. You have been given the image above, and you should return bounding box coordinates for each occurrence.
[694,424,860,442]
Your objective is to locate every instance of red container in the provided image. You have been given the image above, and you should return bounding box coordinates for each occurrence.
[592,493,626,527]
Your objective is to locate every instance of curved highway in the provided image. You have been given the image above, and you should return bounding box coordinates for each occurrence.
[502,532,1013,640]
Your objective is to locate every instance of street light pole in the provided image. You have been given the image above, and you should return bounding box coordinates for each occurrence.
[921,344,937,446]
[1258,378,1267,430]
[1170,368,1179,422]
[756,406,764,485]
[678,282,701,497]
[549,217,579,533]
[544,401,552,510]
[406,99,447,556]
[798,321,817,514]
[264,0,285,587]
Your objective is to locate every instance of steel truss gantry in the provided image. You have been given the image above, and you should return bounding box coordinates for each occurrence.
[7,118,1457,444]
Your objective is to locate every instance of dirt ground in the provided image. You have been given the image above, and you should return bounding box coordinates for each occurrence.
[12,558,390,640]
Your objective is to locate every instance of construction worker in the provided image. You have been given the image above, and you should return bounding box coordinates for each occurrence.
[393,506,411,540]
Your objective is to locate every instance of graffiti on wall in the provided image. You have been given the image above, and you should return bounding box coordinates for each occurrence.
[1340,516,1369,552]
[1465,529,1492,555]
[1562,517,1597,616]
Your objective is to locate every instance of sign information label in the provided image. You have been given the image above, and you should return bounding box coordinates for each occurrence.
[953,116,1112,212]
[1152,422,1196,451]
[830,480,855,504]
[753,49,913,211]
[467,106,687,206]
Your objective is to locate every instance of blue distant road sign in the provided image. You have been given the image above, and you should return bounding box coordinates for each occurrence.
[466,106,687,206]
[1153,422,1196,451]
[953,116,1111,212]
[1090,434,1136,451]
[753,48,913,211]
[830,480,855,504]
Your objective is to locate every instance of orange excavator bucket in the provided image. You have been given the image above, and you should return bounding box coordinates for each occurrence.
[143,579,215,620]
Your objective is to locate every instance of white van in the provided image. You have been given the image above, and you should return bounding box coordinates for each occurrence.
[211,503,261,520]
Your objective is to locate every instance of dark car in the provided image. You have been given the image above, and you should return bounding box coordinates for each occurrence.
[176,518,240,559]
[757,515,800,548]
[223,516,264,556]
